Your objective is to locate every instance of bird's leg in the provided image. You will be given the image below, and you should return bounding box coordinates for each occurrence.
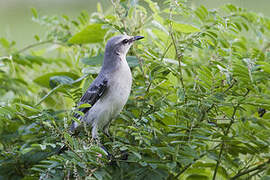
[102,129,114,161]
[103,124,113,142]
[91,124,113,160]
[104,123,129,160]
[92,137,113,161]
[91,124,99,141]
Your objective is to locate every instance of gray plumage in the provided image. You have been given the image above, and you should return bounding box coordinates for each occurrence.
[70,35,144,139]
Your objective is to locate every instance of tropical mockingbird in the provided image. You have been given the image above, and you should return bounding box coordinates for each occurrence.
[70,35,144,140]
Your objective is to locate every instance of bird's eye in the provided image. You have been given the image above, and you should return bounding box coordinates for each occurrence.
[122,39,129,44]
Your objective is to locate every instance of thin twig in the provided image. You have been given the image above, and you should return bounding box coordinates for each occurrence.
[138,81,152,121]
[212,105,240,179]
[212,141,226,179]
[17,40,66,54]
[175,144,221,179]
[212,89,250,180]
[223,79,237,94]
[160,42,173,62]
[135,53,145,78]
[35,85,62,106]
[17,40,53,54]
[170,32,185,92]
[230,159,270,180]
[168,0,185,101]
[247,168,266,179]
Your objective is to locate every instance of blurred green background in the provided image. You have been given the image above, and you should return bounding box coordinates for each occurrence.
[1,0,269,48]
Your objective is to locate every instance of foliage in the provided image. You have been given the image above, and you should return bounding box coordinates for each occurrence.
[1,0,270,179]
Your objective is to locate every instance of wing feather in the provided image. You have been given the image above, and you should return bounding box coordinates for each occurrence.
[71,75,108,131]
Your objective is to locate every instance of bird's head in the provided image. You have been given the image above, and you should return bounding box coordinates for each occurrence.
[105,35,144,58]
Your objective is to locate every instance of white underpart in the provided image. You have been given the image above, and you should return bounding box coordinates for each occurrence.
[84,58,132,139]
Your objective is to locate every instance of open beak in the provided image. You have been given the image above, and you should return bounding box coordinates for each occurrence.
[132,36,144,41]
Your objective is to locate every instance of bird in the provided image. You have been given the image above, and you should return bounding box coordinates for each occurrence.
[70,35,144,140]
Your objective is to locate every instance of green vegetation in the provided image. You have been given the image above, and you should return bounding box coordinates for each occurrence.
[1,0,270,179]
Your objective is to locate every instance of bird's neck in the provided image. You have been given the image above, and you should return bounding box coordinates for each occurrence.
[102,52,127,73]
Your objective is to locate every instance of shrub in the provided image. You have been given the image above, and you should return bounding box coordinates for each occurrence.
[0,0,270,179]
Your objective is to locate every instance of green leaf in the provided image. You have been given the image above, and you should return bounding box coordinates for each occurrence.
[69,24,108,44]
[186,174,209,180]
[261,176,270,180]
[226,4,238,12]
[64,132,73,145]
[144,0,160,14]
[127,56,139,67]
[49,75,74,88]
[77,103,91,109]
[257,62,270,74]
[82,67,101,74]
[33,72,80,89]
[172,22,200,33]
[194,6,208,21]
[21,147,33,155]
[15,103,40,113]
[166,72,178,87]
[0,38,10,48]
[132,151,142,159]
[31,7,38,18]
[91,146,109,157]
[80,54,103,66]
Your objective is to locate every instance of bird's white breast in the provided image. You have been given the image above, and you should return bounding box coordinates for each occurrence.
[106,60,132,117]
[85,59,132,130]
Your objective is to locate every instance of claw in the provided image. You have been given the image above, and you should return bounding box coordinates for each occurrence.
[100,145,114,160]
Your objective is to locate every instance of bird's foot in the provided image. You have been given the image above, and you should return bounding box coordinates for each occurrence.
[90,137,112,159]
[100,144,114,161]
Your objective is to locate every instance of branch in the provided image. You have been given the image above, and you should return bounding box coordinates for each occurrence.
[175,144,221,179]
[17,40,65,54]
[35,84,62,106]
[176,153,207,179]
[168,2,186,102]
[160,42,173,61]
[170,32,185,93]
[134,53,145,78]
[212,88,250,180]
[223,79,237,94]
[230,159,270,180]
[212,142,226,180]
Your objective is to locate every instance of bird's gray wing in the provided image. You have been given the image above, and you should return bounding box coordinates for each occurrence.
[60,76,108,152]
[71,76,108,130]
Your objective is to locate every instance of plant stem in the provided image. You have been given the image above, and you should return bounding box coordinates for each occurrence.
[17,40,53,53]
[160,42,173,62]
[170,32,185,93]
[35,84,62,106]
[168,0,186,102]
[212,89,250,180]
[17,40,65,54]
[175,144,221,179]
[230,159,270,180]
